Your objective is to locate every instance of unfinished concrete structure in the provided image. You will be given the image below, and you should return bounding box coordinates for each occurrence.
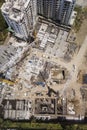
[0,19,86,120]
[0,99,32,120]
[0,0,87,122]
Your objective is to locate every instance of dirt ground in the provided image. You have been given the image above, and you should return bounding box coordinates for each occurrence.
[76,0,87,7]
[76,19,87,45]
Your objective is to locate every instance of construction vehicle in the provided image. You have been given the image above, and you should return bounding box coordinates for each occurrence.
[0,77,20,88]
[0,78,14,85]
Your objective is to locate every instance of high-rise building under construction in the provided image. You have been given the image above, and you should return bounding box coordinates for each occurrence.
[37,0,76,25]
[1,0,37,40]
[1,0,76,40]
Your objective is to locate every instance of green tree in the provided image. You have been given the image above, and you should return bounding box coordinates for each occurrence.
[61,124,76,130]
[0,0,8,44]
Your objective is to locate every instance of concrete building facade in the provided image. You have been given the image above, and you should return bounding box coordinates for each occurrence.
[37,0,76,25]
[1,0,76,40]
[1,0,37,40]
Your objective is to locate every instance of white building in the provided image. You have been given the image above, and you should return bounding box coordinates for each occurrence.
[1,0,37,40]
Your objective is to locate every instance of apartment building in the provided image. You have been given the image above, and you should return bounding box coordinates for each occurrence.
[37,0,76,25]
[1,0,76,40]
[1,0,37,40]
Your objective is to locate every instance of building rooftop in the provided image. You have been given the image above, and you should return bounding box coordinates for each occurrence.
[1,0,31,18]
[0,37,27,73]
[9,13,24,22]
[0,45,17,69]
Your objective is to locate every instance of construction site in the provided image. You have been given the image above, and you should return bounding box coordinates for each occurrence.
[0,18,87,121]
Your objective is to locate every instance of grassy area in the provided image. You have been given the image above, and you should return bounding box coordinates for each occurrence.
[73,6,83,32]
[0,0,8,45]
[0,118,87,130]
